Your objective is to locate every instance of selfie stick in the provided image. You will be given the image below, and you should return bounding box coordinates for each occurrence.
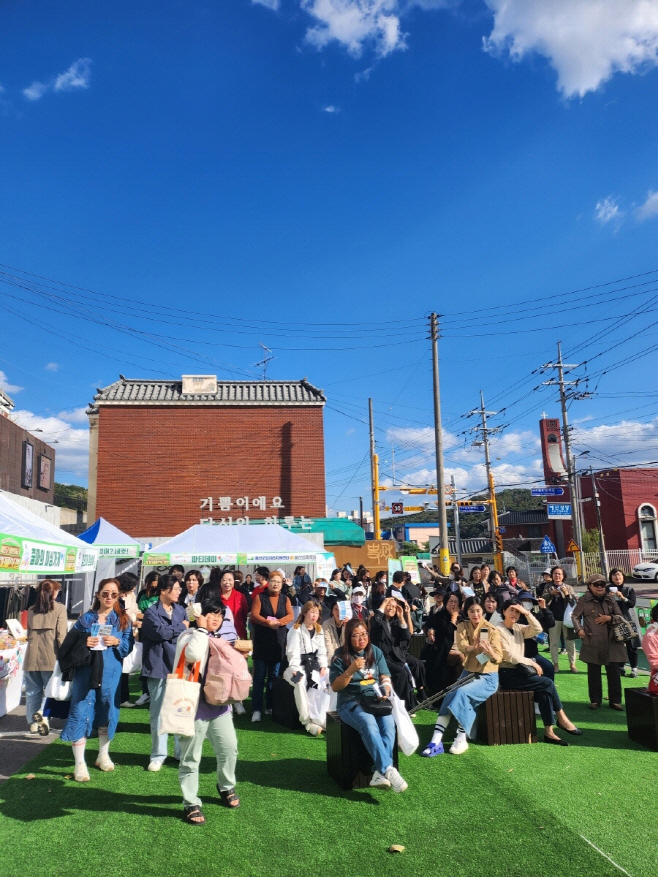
[408,672,479,715]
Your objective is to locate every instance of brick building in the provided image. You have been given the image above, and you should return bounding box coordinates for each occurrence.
[0,388,56,505]
[87,375,326,538]
[579,468,658,551]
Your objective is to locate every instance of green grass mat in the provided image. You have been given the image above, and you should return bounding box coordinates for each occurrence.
[1,659,656,877]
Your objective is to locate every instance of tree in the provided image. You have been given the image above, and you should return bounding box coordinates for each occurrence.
[581,528,601,554]
[397,541,421,557]
[54,483,88,512]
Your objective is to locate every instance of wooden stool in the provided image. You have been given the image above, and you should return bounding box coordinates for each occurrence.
[626,687,658,751]
[271,675,302,731]
[477,690,537,745]
[408,634,426,661]
[326,710,399,790]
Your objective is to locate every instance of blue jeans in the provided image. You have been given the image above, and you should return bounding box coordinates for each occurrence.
[251,660,280,713]
[338,701,396,775]
[147,678,181,762]
[24,670,52,726]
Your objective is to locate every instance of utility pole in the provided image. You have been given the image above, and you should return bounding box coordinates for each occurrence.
[470,391,503,573]
[541,342,584,576]
[430,313,450,575]
[369,398,381,539]
[359,496,364,530]
[590,467,608,577]
[451,475,462,569]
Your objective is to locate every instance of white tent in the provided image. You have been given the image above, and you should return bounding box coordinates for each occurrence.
[0,490,99,575]
[79,517,140,558]
[142,523,322,566]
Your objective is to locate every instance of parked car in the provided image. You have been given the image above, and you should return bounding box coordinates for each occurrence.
[632,561,658,581]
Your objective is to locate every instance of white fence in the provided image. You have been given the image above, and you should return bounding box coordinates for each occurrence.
[509,549,658,584]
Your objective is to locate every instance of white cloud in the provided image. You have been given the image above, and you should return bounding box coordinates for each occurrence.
[302,0,407,57]
[57,406,89,424]
[636,189,658,221]
[573,417,658,465]
[12,409,89,479]
[22,58,92,101]
[483,0,658,98]
[595,196,623,224]
[45,362,59,372]
[0,370,23,394]
[322,104,340,112]
[54,58,92,93]
[252,0,280,8]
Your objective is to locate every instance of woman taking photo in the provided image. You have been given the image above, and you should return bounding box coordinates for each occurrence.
[423,596,501,756]
[497,599,581,744]
[23,579,67,734]
[60,579,134,781]
[329,618,408,793]
[423,591,463,696]
[284,601,329,736]
[572,574,627,710]
[250,570,294,722]
[141,575,189,770]
[608,568,639,677]
[545,566,578,674]
[174,597,247,824]
[179,569,204,607]
[370,596,416,709]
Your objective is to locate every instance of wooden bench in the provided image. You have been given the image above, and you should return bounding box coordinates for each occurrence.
[271,675,303,731]
[625,687,658,751]
[408,633,426,661]
[326,710,399,790]
[476,690,537,745]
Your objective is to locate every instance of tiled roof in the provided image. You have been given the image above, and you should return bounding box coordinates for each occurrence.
[87,378,326,413]
[429,539,494,555]
[498,510,548,525]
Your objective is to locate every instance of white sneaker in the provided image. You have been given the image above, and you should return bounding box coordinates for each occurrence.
[120,701,135,708]
[305,723,322,737]
[449,736,469,755]
[264,708,272,715]
[135,693,150,706]
[369,770,392,789]
[29,723,39,734]
[384,766,408,793]
[630,668,639,678]
[252,711,262,723]
[74,765,90,782]
[147,760,164,772]
[95,757,115,772]
[234,701,246,715]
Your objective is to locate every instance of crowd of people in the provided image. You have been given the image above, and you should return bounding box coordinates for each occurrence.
[20,559,658,822]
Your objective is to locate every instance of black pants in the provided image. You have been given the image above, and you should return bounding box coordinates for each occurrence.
[405,654,426,692]
[625,640,638,670]
[535,654,555,681]
[587,662,622,706]
[120,672,130,703]
[499,667,563,727]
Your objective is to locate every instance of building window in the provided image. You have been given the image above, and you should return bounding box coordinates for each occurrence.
[527,525,542,538]
[638,504,658,551]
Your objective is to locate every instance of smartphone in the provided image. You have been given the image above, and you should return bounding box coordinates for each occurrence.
[479,627,489,640]
[609,586,618,594]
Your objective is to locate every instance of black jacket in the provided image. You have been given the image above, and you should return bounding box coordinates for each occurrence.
[58,628,104,687]
[369,612,410,665]
[521,607,555,659]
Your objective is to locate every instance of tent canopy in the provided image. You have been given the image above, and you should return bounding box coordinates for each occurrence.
[142,523,322,566]
[79,517,140,558]
[0,491,98,574]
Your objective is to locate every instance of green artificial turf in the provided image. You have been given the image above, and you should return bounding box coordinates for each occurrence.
[1,657,656,877]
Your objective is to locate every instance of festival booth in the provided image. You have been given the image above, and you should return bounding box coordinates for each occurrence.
[78,518,141,611]
[142,523,332,579]
[0,491,99,717]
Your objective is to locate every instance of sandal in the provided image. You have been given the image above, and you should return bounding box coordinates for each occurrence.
[182,806,206,825]
[420,741,444,757]
[218,786,240,808]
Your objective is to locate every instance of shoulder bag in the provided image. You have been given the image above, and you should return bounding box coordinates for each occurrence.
[158,651,200,737]
[611,618,638,643]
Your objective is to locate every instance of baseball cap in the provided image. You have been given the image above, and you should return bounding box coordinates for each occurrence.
[351,585,366,595]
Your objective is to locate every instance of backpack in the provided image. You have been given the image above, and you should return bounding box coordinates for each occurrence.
[203,637,252,706]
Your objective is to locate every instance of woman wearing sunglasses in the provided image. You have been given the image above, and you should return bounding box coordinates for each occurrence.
[60,578,134,782]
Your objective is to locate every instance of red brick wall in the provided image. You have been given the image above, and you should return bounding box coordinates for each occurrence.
[0,415,55,503]
[95,405,326,537]
[579,469,658,550]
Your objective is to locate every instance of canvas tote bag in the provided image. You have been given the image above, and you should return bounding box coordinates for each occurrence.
[158,652,201,737]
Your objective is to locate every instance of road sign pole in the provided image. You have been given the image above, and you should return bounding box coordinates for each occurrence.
[369,398,381,539]
[430,313,450,575]
[591,467,608,577]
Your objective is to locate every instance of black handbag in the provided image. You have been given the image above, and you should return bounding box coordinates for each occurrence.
[360,686,393,716]
[515,663,538,678]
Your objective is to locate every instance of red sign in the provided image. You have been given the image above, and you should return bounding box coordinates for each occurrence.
[391,502,404,516]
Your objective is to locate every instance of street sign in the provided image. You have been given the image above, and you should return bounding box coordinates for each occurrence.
[402,505,427,512]
[391,502,404,516]
[499,527,506,534]
[531,487,565,497]
[547,503,572,520]
[459,504,486,513]
[540,536,556,554]
[566,539,581,553]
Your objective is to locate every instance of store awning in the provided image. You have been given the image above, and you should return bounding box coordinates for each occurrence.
[142,523,323,566]
[79,517,141,558]
[0,491,99,574]
[247,517,366,548]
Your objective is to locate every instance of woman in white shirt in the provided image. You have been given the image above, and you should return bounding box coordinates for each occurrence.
[285,601,329,736]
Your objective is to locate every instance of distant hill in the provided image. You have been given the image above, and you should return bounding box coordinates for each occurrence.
[54,483,88,512]
[381,488,543,538]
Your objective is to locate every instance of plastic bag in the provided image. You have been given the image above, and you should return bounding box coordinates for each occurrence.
[390,691,419,756]
[44,661,72,702]
[122,641,142,675]
[307,684,331,728]
[563,603,574,629]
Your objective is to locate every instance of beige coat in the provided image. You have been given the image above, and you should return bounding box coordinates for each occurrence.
[24,603,68,672]
[322,616,346,665]
[456,618,503,673]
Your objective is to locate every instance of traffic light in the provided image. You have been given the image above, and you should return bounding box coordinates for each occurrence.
[495,531,504,553]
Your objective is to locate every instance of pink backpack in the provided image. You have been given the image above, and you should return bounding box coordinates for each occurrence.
[203,637,252,706]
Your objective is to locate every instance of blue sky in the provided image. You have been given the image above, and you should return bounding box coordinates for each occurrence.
[1,0,658,512]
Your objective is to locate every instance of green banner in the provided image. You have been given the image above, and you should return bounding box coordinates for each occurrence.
[0,532,98,574]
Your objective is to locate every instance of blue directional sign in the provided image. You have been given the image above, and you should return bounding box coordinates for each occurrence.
[547,503,572,520]
[459,504,486,513]
[540,536,556,554]
[531,487,565,497]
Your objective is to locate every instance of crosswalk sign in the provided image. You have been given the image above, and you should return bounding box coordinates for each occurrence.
[540,536,556,554]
